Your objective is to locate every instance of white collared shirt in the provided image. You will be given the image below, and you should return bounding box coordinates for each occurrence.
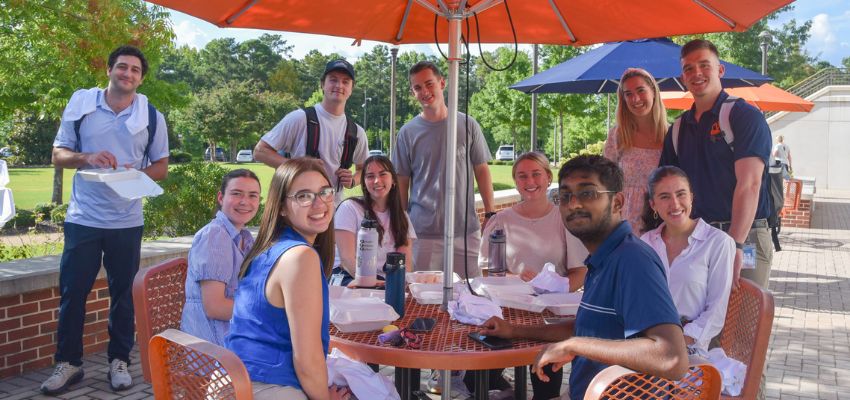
[640,218,734,352]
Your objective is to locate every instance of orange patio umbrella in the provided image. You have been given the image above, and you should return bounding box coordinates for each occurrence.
[661,83,814,112]
[145,0,793,313]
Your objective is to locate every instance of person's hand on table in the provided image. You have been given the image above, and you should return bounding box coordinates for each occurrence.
[329,384,351,400]
[684,335,696,346]
[479,316,516,339]
[532,341,576,382]
[519,269,537,282]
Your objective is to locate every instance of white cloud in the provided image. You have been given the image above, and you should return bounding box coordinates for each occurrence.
[173,20,209,49]
[811,14,837,47]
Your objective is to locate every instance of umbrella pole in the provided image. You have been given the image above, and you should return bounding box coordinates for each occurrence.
[442,16,460,311]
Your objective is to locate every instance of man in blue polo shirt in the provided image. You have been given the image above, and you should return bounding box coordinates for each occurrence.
[659,39,773,289]
[480,155,687,399]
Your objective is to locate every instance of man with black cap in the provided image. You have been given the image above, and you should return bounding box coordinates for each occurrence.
[254,59,368,203]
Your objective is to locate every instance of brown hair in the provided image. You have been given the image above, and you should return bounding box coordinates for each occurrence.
[408,60,444,80]
[639,166,692,233]
[614,68,668,152]
[239,158,335,278]
[680,39,719,60]
[512,152,553,187]
[216,168,260,212]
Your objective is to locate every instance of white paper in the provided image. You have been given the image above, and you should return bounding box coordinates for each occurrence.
[327,348,400,400]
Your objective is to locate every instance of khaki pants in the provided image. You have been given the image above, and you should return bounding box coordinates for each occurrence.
[741,226,773,289]
[413,232,481,279]
[252,382,307,400]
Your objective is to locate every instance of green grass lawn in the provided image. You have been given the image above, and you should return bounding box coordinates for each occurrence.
[7,163,517,210]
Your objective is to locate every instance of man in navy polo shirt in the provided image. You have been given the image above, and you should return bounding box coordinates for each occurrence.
[480,155,687,399]
[659,39,773,289]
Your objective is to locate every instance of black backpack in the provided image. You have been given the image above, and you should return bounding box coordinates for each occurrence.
[73,103,159,168]
[303,106,359,169]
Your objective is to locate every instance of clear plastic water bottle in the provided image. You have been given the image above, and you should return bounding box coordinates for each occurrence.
[488,229,507,277]
[354,218,379,287]
[383,252,405,317]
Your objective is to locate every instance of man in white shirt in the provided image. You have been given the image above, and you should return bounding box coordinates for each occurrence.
[771,135,792,180]
[254,59,368,203]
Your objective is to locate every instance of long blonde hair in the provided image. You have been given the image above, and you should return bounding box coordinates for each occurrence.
[239,158,335,279]
[615,68,668,151]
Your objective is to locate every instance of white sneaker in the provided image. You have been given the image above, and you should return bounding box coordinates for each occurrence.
[426,370,471,398]
[40,362,84,395]
[108,359,133,391]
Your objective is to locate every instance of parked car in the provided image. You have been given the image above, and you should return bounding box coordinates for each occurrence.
[495,145,514,161]
[203,147,228,162]
[236,149,253,163]
[368,149,385,157]
[0,147,13,158]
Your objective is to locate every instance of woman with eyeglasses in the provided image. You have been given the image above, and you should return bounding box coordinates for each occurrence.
[639,166,734,356]
[330,155,416,286]
[603,68,668,234]
[226,159,349,400]
[477,152,588,400]
[181,169,260,347]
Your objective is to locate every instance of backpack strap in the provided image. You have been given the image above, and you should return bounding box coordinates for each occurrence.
[718,95,738,152]
[339,116,358,169]
[73,103,159,168]
[303,106,321,159]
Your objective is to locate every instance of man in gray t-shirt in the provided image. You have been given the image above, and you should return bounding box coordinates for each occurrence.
[392,61,495,278]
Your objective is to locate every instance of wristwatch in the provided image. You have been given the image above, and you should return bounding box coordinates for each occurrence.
[735,241,745,250]
[484,211,497,219]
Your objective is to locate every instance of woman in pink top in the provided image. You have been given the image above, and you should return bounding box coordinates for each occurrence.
[603,68,668,234]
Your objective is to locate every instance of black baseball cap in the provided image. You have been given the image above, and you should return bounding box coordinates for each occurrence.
[322,59,356,81]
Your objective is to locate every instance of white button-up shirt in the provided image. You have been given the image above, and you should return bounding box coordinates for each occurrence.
[641,218,734,352]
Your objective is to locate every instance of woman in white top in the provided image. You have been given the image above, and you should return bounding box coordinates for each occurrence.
[331,155,416,286]
[479,152,587,291]
[639,166,734,354]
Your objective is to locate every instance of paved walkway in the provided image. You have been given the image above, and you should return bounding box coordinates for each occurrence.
[3,191,850,399]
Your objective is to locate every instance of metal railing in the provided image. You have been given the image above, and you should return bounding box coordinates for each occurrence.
[786,67,850,100]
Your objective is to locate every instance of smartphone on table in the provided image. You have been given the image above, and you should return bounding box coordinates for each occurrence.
[409,317,436,332]
[468,332,512,350]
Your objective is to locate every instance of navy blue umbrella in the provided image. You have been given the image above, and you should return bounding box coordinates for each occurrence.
[511,38,771,94]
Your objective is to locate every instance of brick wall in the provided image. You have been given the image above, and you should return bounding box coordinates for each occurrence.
[0,279,112,379]
[783,198,813,228]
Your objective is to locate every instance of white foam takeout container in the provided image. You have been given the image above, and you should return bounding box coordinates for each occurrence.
[536,292,583,316]
[408,282,465,305]
[491,293,547,313]
[329,297,399,333]
[77,168,164,199]
[471,276,535,298]
[405,271,462,284]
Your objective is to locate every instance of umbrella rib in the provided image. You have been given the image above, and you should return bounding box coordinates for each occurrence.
[692,0,736,28]
[396,0,415,42]
[225,0,260,25]
[468,0,503,15]
[548,0,577,43]
[415,0,444,16]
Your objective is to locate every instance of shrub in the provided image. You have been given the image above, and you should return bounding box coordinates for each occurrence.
[51,203,69,225]
[7,209,36,230]
[33,202,57,224]
[0,241,64,262]
[143,161,230,238]
[169,149,193,163]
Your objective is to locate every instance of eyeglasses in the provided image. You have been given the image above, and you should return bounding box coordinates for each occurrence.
[286,187,335,207]
[377,328,422,349]
[555,189,616,205]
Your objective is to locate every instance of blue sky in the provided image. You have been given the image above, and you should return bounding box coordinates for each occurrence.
[168,0,850,67]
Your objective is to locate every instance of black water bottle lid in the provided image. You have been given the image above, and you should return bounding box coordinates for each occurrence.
[360,218,378,228]
[385,252,405,266]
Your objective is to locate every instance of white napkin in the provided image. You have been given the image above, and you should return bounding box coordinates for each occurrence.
[62,88,151,135]
[706,348,747,396]
[447,292,503,325]
[530,263,570,294]
[327,348,400,400]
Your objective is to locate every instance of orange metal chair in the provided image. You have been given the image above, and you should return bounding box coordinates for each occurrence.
[780,179,802,217]
[717,278,775,399]
[149,329,252,399]
[584,357,722,399]
[132,257,189,382]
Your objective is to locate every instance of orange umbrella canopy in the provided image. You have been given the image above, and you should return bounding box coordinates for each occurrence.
[661,84,815,112]
[148,0,792,46]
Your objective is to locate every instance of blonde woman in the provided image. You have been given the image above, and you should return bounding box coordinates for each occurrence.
[603,68,668,233]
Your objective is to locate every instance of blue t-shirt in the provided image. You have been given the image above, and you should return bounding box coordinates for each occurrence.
[226,227,330,389]
[570,221,681,400]
[658,91,772,222]
[53,89,169,228]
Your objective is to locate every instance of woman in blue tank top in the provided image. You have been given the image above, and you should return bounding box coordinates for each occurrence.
[226,158,349,400]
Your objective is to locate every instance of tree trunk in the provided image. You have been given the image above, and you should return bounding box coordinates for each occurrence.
[51,166,63,204]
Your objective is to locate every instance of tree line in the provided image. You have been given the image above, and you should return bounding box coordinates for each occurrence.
[1,1,843,203]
